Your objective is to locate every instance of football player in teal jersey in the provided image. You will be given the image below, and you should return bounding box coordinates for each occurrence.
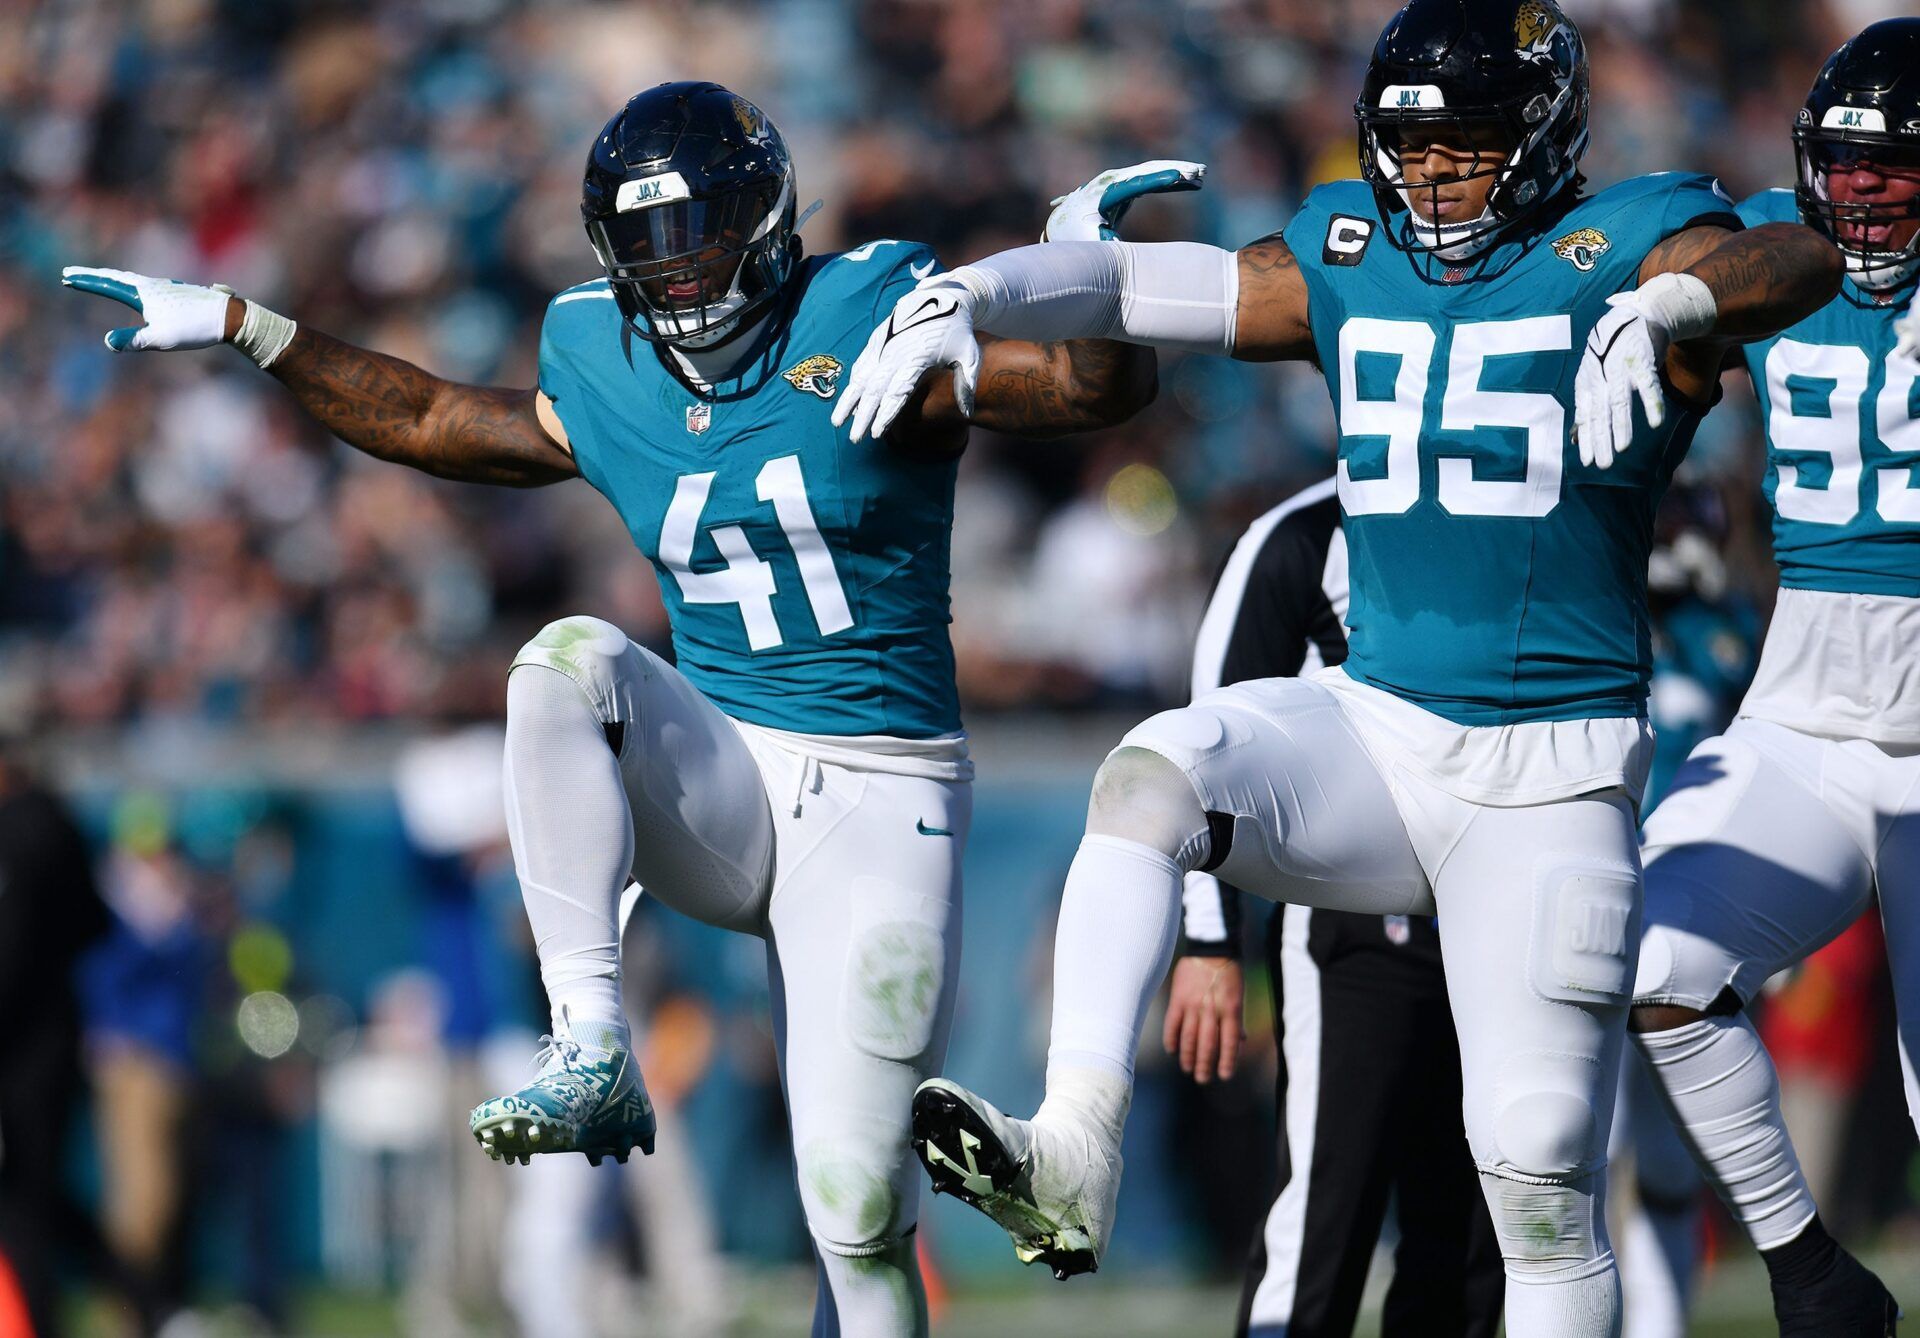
[833,2,1842,1333]
[1627,21,1920,1336]
[64,83,1169,1338]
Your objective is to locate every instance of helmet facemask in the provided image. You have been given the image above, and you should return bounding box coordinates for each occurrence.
[587,175,796,347]
[1794,126,1920,292]
[1360,84,1584,264]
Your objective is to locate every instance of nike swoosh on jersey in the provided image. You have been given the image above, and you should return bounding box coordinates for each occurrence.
[910,259,936,280]
[915,818,954,837]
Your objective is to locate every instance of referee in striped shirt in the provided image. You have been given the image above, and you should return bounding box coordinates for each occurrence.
[1165,477,1504,1338]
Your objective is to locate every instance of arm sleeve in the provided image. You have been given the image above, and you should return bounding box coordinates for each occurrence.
[950,240,1239,355]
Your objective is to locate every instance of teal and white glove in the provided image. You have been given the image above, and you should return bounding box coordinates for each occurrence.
[62,266,297,367]
[1041,160,1206,243]
[1896,283,1920,364]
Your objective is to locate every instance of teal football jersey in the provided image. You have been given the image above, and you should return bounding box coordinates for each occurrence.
[1736,189,1920,597]
[1281,174,1739,725]
[537,241,962,738]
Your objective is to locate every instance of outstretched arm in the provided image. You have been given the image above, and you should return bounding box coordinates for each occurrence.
[837,238,1315,441]
[265,323,577,487]
[1574,223,1842,467]
[1639,222,1844,399]
[62,267,577,487]
[887,334,1157,451]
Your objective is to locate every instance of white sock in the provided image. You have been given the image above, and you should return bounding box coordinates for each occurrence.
[812,1238,927,1338]
[1633,1015,1815,1250]
[504,665,633,1040]
[1041,834,1181,1135]
[1505,1266,1623,1338]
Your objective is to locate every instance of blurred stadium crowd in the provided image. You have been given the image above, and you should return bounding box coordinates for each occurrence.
[5,0,1920,1333]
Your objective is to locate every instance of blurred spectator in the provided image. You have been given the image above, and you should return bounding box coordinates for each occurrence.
[0,742,110,1338]
[78,795,217,1334]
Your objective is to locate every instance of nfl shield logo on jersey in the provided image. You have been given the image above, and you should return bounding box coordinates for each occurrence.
[685,403,712,434]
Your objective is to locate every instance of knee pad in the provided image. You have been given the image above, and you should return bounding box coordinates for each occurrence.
[797,1138,913,1258]
[1085,744,1211,869]
[512,615,650,729]
[1478,1165,1613,1281]
[843,876,950,1064]
[1492,1088,1602,1181]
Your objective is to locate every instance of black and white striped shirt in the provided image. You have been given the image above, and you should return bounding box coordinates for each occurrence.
[1180,477,1347,956]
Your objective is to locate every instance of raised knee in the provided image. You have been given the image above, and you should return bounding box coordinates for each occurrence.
[1086,745,1208,865]
[797,1138,910,1257]
[515,615,629,679]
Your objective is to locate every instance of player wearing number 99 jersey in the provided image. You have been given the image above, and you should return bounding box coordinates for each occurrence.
[1627,21,1920,1337]
[64,82,1164,1338]
[831,2,1844,1333]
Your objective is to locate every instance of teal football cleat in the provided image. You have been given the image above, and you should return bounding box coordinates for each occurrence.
[470,1015,655,1167]
[911,1078,1120,1280]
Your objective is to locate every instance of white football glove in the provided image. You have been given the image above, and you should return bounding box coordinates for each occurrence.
[1574,271,1716,469]
[1895,283,1920,364]
[62,266,234,352]
[831,279,980,443]
[1041,160,1207,243]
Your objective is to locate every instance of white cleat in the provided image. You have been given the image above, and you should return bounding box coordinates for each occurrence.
[911,1078,1120,1279]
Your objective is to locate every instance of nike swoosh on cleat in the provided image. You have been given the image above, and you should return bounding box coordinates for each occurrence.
[915,819,954,837]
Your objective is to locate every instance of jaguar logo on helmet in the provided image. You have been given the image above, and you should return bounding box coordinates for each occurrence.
[1552,227,1612,272]
[782,354,843,400]
[1514,0,1561,56]
[732,96,766,141]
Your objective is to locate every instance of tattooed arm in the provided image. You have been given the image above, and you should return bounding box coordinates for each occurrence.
[1228,236,1316,362]
[885,336,1158,452]
[225,300,578,487]
[1638,222,1843,402]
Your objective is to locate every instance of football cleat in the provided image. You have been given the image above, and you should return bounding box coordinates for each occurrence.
[911,1078,1119,1280]
[1772,1247,1901,1337]
[469,1015,655,1166]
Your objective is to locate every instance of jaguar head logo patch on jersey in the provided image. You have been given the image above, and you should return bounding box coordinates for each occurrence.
[782,354,842,400]
[1552,227,1612,273]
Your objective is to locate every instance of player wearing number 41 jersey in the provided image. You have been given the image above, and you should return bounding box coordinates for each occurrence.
[833,2,1843,1335]
[64,81,1167,1338]
[1628,20,1920,1338]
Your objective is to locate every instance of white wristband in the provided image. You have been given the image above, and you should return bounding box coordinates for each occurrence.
[232,299,298,369]
[1635,271,1717,343]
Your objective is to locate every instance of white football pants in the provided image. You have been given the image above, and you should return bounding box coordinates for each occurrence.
[508,616,969,1338]
[1634,716,1920,1130]
[1123,673,1642,1338]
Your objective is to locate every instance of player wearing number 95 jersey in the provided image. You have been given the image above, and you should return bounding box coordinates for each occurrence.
[832,3,1843,1334]
[64,82,1165,1338]
[1627,20,1920,1338]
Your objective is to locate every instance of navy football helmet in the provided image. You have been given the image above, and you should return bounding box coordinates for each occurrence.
[1794,19,1920,292]
[582,82,800,346]
[1356,0,1589,261]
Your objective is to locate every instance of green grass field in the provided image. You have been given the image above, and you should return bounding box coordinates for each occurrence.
[77,1245,1918,1336]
